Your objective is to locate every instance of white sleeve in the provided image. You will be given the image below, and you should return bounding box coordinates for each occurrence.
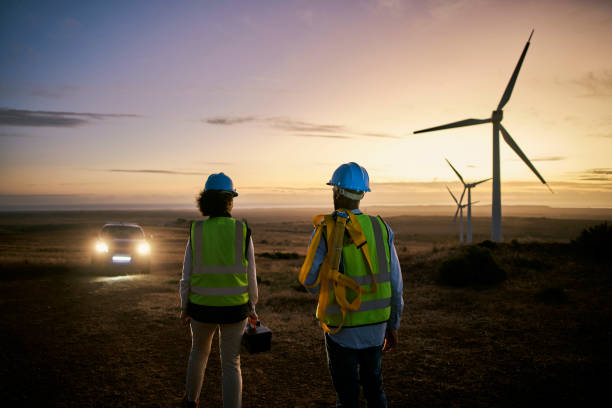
[246,236,258,306]
[179,239,192,311]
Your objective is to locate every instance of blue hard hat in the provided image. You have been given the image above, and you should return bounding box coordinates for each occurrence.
[327,162,371,192]
[204,172,238,197]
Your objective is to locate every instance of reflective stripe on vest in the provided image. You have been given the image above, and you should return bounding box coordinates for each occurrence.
[322,215,392,327]
[189,218,249,307]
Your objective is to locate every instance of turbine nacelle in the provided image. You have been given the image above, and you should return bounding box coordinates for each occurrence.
[492,110,503,123]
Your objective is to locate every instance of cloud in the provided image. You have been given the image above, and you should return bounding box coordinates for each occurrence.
[576,168,612,182]
[587,132,612,138]
[269,118,400,139]
[108,169,202,176]
[205,116,255,125]
[570,70,612,98]
[508,156,566,163]
[268,118,345,133]
[294,133,351,139]
[0,108,140,127]
[374,180,612,194]
[0,130,25,137]
[588,168,612,175]
[580,177,610,181]
[531,156,566,162]
[204,115,400,139]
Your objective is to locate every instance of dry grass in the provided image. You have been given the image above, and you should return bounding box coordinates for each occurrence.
[1,210,611,407]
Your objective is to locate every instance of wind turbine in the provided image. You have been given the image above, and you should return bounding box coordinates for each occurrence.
[446,158,491,244]
[447,186,468,243]
[414,30,552,242]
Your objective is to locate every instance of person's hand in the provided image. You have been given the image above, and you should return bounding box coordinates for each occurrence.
[248,311,258,328]
[382,328,398,353]
[180,310,190,327]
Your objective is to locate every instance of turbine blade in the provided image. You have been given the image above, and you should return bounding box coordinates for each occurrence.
[497,30,534,110]
[445,158,465,185]
[470,201,480,205]
[454,207,459,222]
[446,186,458,204]
[500,124,548,186]
[413,118,491,134]
[473,177,492,186]
[458,186,466,206]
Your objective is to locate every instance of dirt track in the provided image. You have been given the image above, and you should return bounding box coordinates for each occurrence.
[1,211,611,407]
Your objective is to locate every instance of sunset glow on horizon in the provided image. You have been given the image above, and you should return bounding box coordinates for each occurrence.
[1,0,611,210]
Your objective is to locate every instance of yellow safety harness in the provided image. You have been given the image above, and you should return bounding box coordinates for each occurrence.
[299,209,378,333]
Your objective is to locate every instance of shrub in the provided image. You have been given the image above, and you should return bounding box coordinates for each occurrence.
[478,240,498,250]
[572,222,612,261]
[508,255,549,271]
[438,246,506,287]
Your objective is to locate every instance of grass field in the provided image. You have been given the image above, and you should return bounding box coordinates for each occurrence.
[1,208,611,407]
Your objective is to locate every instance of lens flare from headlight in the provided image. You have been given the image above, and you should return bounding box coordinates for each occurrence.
[138,242,151,255]
[95,241,109,253]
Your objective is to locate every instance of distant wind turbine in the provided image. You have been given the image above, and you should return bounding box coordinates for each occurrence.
[447,186,471,243]
[445,158,491,243]
[415,30,552,242]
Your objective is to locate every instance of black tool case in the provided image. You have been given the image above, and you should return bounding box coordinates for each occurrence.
[242,321,272,354]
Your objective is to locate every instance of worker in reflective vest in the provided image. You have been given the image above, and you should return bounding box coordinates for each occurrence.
[180,172,258,408]
[300,162,404,408]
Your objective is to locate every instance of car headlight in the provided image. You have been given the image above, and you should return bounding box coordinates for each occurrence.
[95,241,109,253]
[138,242,151,255]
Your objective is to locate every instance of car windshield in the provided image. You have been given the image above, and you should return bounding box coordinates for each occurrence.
[101,226,144,239]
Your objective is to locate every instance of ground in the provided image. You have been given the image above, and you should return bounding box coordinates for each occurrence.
[1,209,611,407]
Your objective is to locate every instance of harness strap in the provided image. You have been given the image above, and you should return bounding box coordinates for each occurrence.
[298,209,381,334]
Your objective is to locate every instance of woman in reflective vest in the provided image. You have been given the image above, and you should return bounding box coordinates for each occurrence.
[180,173,258,408]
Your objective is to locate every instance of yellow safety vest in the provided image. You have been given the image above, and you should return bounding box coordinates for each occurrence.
[299,210,391,333]
[189,218,249,307]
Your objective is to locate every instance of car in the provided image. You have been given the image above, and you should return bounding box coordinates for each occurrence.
[92,223,151,273]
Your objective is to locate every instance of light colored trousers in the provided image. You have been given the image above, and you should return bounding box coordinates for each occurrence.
[186,318,246,408]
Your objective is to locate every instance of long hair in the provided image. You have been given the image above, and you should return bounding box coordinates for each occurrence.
[197,190,233,217]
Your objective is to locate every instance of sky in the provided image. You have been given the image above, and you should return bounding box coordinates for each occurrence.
[1,0,611,210]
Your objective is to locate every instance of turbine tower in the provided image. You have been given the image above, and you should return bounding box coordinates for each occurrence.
[415,31,552,242]
[446,158,491,244]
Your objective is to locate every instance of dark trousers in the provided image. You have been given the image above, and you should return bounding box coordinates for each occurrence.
[325,334,387,408]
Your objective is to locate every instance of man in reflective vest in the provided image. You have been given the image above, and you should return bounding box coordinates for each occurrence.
[300,162,404,408]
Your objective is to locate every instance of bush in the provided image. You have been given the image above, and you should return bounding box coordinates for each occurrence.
[572,222,612,261]
[478,240,498,250]
[508,255,549,271]
[438,246,506,287]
